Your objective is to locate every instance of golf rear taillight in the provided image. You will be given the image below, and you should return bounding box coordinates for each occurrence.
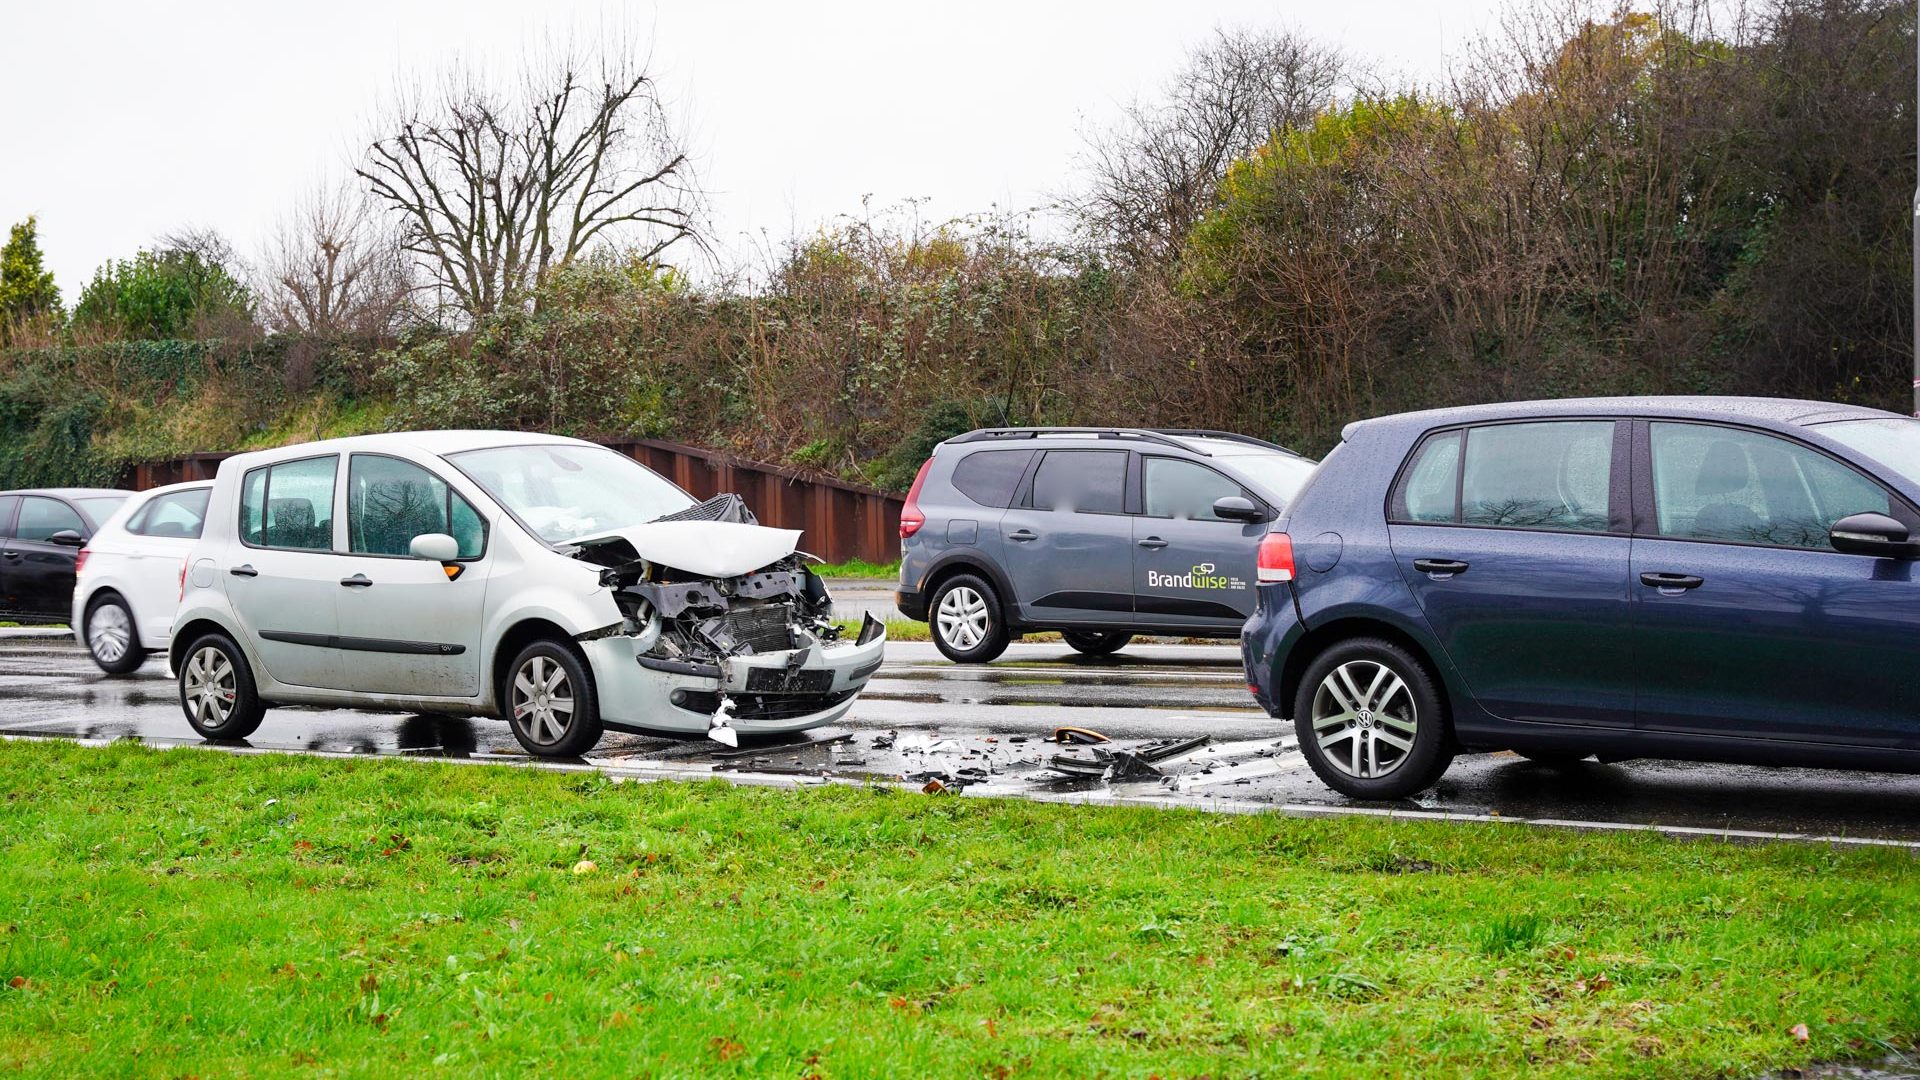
[73,549,90,575]
[1257,533,1295,584]
[899,457,933,539]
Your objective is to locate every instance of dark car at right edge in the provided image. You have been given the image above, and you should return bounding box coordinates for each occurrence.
[1243,396,1920,799]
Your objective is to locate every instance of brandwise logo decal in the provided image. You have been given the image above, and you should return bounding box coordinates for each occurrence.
[1146,562,1246,590]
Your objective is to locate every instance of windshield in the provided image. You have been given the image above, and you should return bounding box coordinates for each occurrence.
[446,444,696,544]
[1218,451,1320,507]
[1815,418,1920,487]
[73,495,130,527]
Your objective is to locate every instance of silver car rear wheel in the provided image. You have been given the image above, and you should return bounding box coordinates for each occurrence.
[1309,659,1419,780]
[184,646,238,728]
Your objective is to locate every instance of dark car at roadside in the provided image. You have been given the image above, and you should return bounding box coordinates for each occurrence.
[0,488,133,624]
[1241,397,1920,799]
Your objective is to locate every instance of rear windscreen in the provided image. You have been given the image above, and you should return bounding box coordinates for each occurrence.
[949,449,1035,508]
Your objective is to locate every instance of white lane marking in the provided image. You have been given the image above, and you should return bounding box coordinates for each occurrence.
[10,734,1918,851]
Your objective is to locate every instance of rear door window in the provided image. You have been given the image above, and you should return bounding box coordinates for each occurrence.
[949,450,1034,508]
[1030,450,1127,514]
[0,496,18,539]
[1392,421,1614,533]
[16,497,85,542]
[240,456,339,551]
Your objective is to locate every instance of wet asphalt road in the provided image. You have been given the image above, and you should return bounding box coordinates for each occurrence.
[5,631,1920,844]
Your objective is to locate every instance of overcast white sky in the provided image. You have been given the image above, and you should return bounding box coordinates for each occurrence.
[2,0,1505,296]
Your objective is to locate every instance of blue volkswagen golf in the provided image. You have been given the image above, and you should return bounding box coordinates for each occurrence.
[1242,396,1920,799]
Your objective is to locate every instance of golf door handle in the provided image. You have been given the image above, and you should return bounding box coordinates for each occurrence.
[229,564,258,578]
[1640,572,1703,590]
[1137,536,1169,549]
[1008,529,1037,542]
[1413,558,1469,575]
[339,574,373,588]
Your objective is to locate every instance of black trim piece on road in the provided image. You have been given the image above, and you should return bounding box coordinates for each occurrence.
[259,630,466,656]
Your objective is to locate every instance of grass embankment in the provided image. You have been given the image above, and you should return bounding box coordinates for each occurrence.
[811,558,900,579]
[1,740,1916,1077]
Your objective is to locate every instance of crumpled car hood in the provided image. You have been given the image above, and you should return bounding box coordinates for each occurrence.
[571,521,803,579]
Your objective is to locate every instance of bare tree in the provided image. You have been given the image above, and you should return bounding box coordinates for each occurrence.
[257,184,411,337]
[358,43,701,320]
[1074,26,1346,263]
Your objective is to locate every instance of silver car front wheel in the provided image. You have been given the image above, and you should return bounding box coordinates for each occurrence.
[511,654,576,746]
[1309,659,1419,780]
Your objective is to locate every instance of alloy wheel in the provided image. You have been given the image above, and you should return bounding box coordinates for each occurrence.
[1309,659,1419,779]
[88,603,132,664]
[183,646,238,728]
[512,655,576,745]
[936,585,990,650]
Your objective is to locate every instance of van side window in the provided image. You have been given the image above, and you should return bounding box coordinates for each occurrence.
[1030,450,1126,514]
[950,450,1035,508]
[1142,457,1247,521]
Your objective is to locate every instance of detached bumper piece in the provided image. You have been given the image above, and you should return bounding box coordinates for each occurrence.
[1049,734,1211,781]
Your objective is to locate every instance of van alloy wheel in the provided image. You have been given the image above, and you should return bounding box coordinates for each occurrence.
[1309,659,1418,780]
[936,585,990,650]
[183,646,238,728]
[88,603,132,664]
[511,655,576,746]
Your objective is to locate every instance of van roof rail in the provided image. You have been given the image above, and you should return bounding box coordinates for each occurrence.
[948,427,1205,454]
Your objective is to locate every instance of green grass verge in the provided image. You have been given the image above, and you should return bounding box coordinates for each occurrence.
[1,740,1916,1077]
[811,558,900,579]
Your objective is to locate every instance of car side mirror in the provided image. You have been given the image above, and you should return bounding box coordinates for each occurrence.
[409,533,460,562]
[1829,512,1919,558]
[47,529,85,547]
[1212,496,1265,523]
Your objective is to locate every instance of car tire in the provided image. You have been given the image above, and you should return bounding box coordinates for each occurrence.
[503,640,603,758]
[929,573,1010,664]
[1061,630,1132,657]
[84,593,145,675]
[1293,637,1452,800]
[177,631,266,741]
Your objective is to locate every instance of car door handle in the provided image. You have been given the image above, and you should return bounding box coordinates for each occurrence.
[1009,529,1037,542]
[1137,537,1169,549]
[340,574,373,588]
[0,552,18,561]
[1639,572,1703,590]
[1413,558,1469,576]
[229,564,258,578]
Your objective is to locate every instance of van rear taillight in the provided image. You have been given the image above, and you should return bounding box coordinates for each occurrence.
[899,457,933,539]
[1257,533,1295,584]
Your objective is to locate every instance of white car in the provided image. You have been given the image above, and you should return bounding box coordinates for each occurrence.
[169,431,886,756]
[72,481,215,674]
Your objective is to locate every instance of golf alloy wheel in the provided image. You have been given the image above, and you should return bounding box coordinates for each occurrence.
[1309,659,1420,780]
[937,585,990,651]
[511,654,576,747]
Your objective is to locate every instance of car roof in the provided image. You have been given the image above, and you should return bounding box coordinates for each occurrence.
[1345,396,1901,440]
[219,429,595,466]
[0,488,135,499]
[945,428,1307,459]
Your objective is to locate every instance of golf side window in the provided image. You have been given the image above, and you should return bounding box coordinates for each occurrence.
[346,454,487,559]
[1392,421,1613,533]
[1649,423,1896,551]
[239,455,339,551]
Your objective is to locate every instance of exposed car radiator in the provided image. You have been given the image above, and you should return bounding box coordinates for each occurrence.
[705,604,794,655]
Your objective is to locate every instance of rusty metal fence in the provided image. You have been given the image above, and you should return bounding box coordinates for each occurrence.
[121,438,904,566]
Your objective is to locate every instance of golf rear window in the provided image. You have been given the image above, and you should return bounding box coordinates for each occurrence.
[950,450,1034,508]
